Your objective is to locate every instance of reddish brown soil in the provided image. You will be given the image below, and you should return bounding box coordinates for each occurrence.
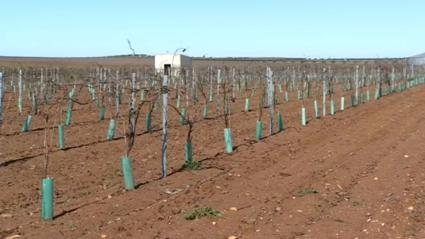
[1,79,425,239]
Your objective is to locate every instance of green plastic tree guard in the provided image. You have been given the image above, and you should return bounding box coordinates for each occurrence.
[58,124,65,149]
[351,95,356,107]
[301,107,307,126]
[179,108,187,125]
[203,105,209,119]
[255,121,263,141]
[244,98,251,112]
[224,103,231,115]
[145,113,152,132]
[330,100,336,115]
[21,118,28,132]
[208,91,213,102]
[27,115,33,130]
[99,106,105,121]
[278,112,284,132]
[176,95,181,109]
[65,106,72,126]
[314,100,320,118]
[141,89,145,101]
[107,119,116,140]
[360,93,365,104]
[340,96,345,111]
[95,97,100,107]
[185,141,193,163]
[121,156,135,190]
[32,95,38,113]
[21,115,32,132]
[224,128,233,154]
[375,87,382,100]
[41,177,54,221]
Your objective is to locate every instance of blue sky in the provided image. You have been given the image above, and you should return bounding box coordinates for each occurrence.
[0,0,423,58]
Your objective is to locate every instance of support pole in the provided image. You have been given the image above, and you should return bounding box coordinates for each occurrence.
[266,67,274,135]
[322,68,327,117]
[18,69,23,114]
[161,73,169,177]
[0,72,3,127]
[355,65,359,105]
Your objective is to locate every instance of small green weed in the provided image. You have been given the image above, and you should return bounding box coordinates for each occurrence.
[68,224,77,231]
[296,188,319,197]
[184,207,222,220]
[184,160,201,171]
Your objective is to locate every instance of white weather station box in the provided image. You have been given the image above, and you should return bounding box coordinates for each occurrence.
[154,54,192,75]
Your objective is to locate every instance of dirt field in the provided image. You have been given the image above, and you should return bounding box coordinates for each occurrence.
[1,59,425,239]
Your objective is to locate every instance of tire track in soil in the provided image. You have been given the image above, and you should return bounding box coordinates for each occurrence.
[259,87,425,238]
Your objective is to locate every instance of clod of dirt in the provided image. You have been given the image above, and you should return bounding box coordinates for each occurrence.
[5,236,21,239]
[164,188,183,195]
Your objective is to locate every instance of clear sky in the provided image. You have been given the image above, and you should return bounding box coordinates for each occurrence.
[0,0,423,58]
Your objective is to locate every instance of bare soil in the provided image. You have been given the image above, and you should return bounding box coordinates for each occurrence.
[1,63,425,239]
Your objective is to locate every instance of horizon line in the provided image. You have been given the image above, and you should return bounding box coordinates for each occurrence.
[0,54,412,61]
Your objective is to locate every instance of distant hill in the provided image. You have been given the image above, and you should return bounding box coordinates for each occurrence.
[408,52,425,65]
[411,52,425,58]
[0,54,153,59]
[0,54,408,61]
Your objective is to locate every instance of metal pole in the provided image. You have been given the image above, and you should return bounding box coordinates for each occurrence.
[131,73,136,110]
[216,69,221,110]
[266,67,274,135]
[0,72,4,127]
[322,68,327,117]
[391,66,395,92]
[161,74,169,177]
[232,68,236,100]
[355,65,359,105]
[171,47,186,76]
[18,69,23,114]
[115,70,120,117]
[208,67,213,102]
